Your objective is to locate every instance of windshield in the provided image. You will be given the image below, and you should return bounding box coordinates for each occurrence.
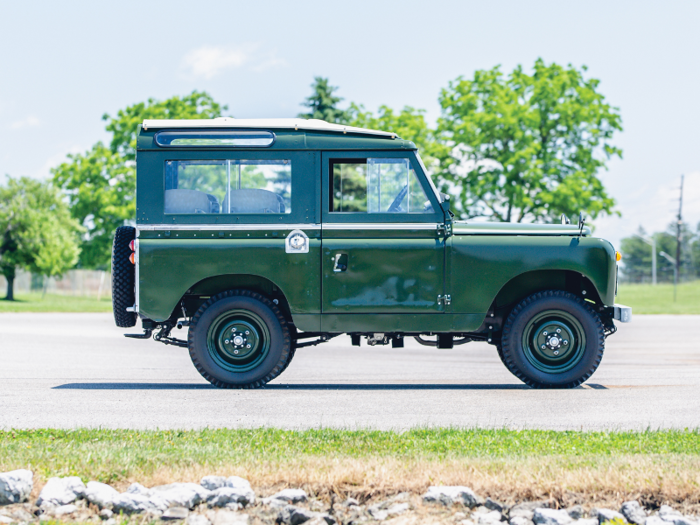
[415,152,443,202]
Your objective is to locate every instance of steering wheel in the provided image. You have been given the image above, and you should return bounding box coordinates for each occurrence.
[387,184,409,213]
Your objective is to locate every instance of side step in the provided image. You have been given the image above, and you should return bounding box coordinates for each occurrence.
[124,329,153,340]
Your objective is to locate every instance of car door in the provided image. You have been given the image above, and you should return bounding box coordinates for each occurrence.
[320,151,446,321]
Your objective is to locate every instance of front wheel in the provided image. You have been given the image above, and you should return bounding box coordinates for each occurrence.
[500,290,605,388]
[188,290,292,388]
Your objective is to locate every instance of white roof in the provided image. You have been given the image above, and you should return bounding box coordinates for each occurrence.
[141,117,397,138]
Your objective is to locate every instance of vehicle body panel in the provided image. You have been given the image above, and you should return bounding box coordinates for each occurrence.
[133,124,619,336]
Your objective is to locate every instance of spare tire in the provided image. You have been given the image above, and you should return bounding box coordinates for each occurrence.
[112,226,137,328]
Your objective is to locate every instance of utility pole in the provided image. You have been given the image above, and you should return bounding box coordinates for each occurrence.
[675,174,684,286]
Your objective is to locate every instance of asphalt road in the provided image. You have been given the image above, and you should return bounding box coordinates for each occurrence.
[1,313,699,430]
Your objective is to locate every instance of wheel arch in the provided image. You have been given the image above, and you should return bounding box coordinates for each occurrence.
[176,274,293,324]
[491,269,603,318]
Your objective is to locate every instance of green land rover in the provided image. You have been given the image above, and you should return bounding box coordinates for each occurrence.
[111,118,631,389]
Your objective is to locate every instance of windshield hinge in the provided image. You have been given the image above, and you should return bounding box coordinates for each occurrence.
[437,223,452,237]
[437,294,452,306]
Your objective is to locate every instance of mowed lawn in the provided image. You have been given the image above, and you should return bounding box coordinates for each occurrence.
[0,293,112,313]
[3,428,700,507]
[617,281,700,314]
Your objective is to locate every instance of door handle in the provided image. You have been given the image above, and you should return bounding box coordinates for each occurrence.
[333,253,348,272]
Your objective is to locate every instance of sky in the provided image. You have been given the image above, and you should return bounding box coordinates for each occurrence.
[1,0,699,249]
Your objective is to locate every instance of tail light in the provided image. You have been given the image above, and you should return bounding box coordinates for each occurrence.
[129,240,135,251]
[129,252,136,265]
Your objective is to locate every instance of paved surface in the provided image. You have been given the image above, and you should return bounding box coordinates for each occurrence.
[1,313,699,430]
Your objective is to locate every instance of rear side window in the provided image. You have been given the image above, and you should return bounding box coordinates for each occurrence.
[331,158,431,213]
[155,131,275,147]
[164,159,291,214]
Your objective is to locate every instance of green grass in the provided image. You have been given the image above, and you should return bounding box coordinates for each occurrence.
[4,429,700,505]
[617,281,700,314]
[1,428,699,484]
[0,292,112,313]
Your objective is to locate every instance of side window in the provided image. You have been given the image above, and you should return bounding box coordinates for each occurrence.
[331,158,431,214]
[164,160,291,214]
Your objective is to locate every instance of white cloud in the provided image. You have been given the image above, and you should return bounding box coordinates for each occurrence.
[181,44,286,79]
[182,45,252,79]
[10,115,40,129]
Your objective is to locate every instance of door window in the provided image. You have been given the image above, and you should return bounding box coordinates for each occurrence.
[331,158,432,214]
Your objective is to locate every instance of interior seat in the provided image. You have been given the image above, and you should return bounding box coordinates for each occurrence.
[165,189,219,214]
[222,188,285,214]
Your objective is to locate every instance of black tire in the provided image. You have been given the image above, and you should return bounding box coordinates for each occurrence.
[500,290,605,389]
[111,226,137,328]
[188,290,292,388]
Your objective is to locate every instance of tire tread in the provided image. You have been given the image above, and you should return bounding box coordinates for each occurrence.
[500,290,605,389]
[187,290,292,389]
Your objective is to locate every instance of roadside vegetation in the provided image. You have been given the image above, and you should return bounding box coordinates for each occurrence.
[0,293,111,313]
[616,281,700,314]
[3,428,700,509]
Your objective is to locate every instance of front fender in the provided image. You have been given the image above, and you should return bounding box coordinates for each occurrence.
[450,235,616,314]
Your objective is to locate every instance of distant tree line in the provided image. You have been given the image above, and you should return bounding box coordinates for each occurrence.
[619,223,700,283]
[1,59,627,299]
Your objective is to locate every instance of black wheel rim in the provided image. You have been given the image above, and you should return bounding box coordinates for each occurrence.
[521,310,586,374]
[206,309,270,372]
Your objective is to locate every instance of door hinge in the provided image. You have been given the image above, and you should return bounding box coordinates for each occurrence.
[437,223,452,237]
[437,294,451,306]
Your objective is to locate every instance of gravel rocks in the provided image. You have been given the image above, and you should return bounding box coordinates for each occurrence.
[187,514,213,525]
[423,486,480,507]
[111,491,168,515]
[163,507,190,520]
[201,477,227,491]
[511,502,551,521]
[276,504,334,525]
[533,508,573,525]
[5,469,700,525]
[84,481,120,509]
[207,487,256,508]
[268,489,308,505]
[567,506,586,520]
[52,504,78,517]
[36,476,85,507]
[511,517,535,525]
[211,510,249,525]
[0,470,33,506]
[593,508,627,524]
[620,501,647,525]
[152,482,211,508]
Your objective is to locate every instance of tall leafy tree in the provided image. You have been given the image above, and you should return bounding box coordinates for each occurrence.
[298,77,350,123]
[347,104,446,167]
[52,143,134,269]
[53,91,226,269]
[437,59,622,222]
[0,177,82,300]
[104,91,225,162]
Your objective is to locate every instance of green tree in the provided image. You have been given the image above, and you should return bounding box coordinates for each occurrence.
[347,104,446,168]
[619,223,697,283]
[53,91,226,269]
[0,177,82,300]
[298,77,350,123]
[52,143,134,269]
[104,91,226,162]
[437,59,622,222]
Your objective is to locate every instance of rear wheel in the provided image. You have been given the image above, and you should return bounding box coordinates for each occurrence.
[500,290,605,388]
[111,226,137,328]
[188,290,292,388]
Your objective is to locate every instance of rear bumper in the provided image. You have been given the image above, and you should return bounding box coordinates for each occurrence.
[613,304,632,323]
